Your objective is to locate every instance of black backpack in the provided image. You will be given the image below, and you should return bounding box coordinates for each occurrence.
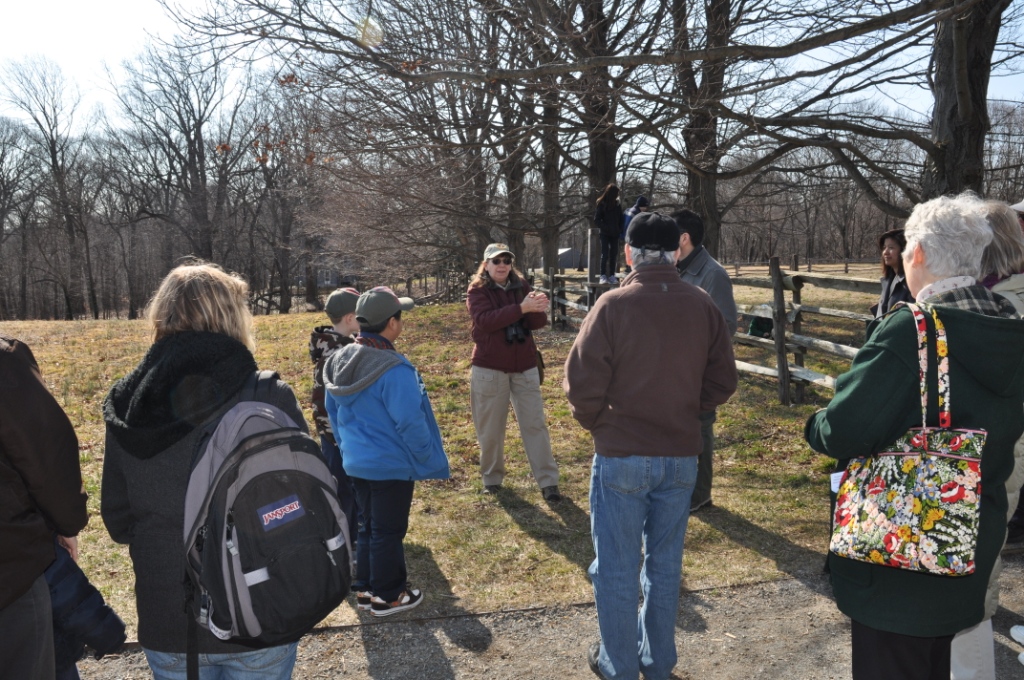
[182,371,352,674]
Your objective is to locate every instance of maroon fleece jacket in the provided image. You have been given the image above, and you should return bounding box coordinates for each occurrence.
[563,264,738,457]
[467,275,547,373]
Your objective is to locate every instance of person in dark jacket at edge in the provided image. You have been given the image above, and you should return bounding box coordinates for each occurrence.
[621,196,650,274]
[0,335,89,679]
[102,262,307,679]
[806,193,1024,680]
[672,209,738,514]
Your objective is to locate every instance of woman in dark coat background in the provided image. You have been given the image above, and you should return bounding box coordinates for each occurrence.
[594,184,624,285]
[872,228,914,318]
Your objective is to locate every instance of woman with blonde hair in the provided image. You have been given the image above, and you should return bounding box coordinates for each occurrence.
[467,243,561,501]
[101,262,306,680]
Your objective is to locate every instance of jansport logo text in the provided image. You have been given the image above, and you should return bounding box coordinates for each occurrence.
[257,494,306,531]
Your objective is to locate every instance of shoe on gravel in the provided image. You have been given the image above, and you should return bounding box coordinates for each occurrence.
[1011,624,1024,645]
[588,641,609,679]
[356,591,373,611]
[370,588,423,617]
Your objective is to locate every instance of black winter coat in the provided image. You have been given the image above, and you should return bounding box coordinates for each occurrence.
[594,200,624,239]
[101,331,306,653]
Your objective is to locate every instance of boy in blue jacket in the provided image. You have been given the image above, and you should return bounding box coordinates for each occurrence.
[323,287,449,617]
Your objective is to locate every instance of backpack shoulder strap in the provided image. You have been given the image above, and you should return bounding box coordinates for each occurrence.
[249,370,279,402]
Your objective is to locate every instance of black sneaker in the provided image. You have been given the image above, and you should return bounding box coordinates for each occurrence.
[370,588,423,617]
[690,498,713,513]
[483,484,502,494]
[542,485,562,502]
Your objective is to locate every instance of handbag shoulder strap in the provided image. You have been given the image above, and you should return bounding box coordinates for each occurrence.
[908,303,952,430]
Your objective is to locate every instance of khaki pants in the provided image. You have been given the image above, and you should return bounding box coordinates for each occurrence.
[471,365,559,489]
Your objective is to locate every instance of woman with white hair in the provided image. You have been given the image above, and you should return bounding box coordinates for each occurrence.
[806,194,1024,679]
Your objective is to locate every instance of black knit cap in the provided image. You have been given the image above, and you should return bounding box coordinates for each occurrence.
[626,211,680,251]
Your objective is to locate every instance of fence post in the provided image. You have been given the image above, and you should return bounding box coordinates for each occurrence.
[844,259,849,274]
[547,267,557,330]
[770,256,791,405]
[791,281,805,404]
[791,254,799,271]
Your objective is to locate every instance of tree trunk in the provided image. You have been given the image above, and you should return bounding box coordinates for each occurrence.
[921,0,1011,198]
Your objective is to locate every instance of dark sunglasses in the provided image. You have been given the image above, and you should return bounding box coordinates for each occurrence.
[490,257,513,265]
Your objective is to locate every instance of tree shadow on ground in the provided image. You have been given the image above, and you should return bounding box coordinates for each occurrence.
[494,488,594,574]
[360,544,492,679]
[691,505,826,588]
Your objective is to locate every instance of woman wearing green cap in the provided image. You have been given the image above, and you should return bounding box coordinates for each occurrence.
[467,244,561,502]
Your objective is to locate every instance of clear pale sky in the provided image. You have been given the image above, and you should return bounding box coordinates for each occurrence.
[0,0,203,119]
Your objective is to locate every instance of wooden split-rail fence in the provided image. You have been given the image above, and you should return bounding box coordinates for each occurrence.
[530,255,878,405]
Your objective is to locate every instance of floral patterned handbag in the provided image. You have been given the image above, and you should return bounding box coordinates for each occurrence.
[829,303,987,576]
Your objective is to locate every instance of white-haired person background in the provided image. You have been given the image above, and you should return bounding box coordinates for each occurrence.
[806,193,1024,680]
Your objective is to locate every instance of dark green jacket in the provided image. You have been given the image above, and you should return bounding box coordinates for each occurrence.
[806,290,1024,637]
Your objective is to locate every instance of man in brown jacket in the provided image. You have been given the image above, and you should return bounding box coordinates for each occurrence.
[564,212,737,680]
[0,336,88,679]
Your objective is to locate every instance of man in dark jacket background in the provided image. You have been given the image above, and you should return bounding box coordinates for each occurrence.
[673,209,738,514]
[564,213,738,680]
[0,336,88,679]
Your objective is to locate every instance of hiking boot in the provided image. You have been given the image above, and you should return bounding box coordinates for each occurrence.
[370,588,423,617]
[356,591,373,611]
[542,485,562,502]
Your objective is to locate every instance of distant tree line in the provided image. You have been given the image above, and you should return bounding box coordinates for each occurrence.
[0,0,1021,319]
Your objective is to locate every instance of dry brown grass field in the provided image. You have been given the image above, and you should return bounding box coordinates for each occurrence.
[0,275,878,639]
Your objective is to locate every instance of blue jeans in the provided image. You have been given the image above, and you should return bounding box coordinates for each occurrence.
[142,643,297,680]
[589,454,697,680]
[351,478,415,602]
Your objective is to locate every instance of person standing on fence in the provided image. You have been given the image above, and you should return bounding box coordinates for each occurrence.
[805,194,1024,680]
[672,209,737,514]
[871,229,914,318]
[564,212,737,680]
[622,196,650,274]
[594,184,625,285]
[467,243,561,502]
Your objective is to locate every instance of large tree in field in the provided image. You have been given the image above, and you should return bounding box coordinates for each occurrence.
[2,58,94,318]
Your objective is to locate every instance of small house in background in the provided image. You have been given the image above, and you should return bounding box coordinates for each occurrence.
[541,247,583,272]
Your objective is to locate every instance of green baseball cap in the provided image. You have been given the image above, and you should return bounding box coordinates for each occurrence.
[325,287,360,320]
[483,243,514,260]
[356,286,415,326]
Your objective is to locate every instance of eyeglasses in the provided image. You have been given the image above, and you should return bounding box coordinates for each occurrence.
[490,257,513,265]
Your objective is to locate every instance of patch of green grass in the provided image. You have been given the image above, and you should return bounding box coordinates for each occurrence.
[0,300,848,634]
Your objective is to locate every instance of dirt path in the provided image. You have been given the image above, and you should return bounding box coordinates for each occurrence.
[78,553,1024,679]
